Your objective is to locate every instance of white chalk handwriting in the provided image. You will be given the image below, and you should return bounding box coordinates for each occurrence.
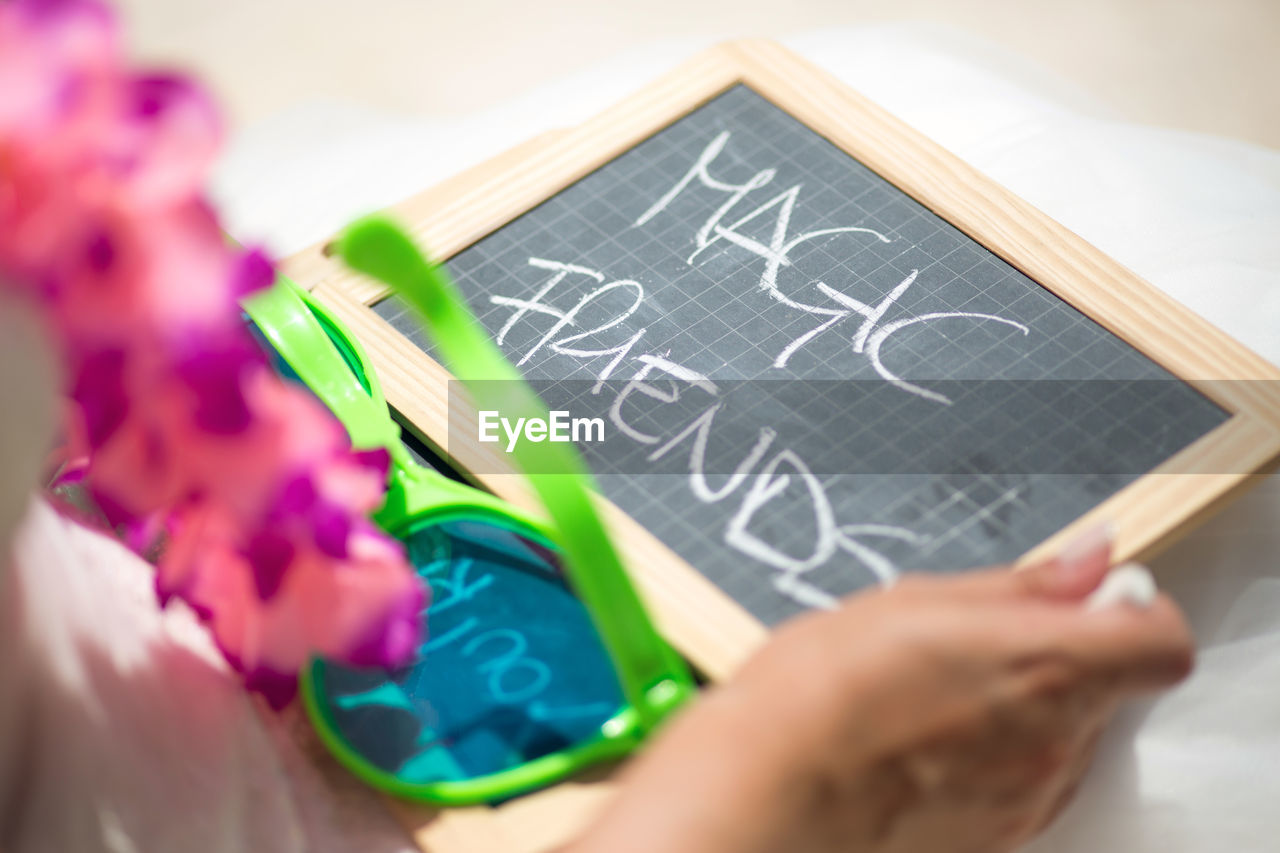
[480,130,1034,607]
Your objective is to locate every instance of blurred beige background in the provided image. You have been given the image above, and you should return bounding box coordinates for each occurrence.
[115,0,1278,148]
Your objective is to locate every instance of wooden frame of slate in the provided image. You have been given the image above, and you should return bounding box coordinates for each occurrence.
[285,40,1280,852]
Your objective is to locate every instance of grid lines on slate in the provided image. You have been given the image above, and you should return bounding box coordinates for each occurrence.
[375,85,1226,627]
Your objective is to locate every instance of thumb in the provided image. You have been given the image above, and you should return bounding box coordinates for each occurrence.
[1014,522,1114,601]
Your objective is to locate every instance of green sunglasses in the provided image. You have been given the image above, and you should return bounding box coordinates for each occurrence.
[241,217,695,805]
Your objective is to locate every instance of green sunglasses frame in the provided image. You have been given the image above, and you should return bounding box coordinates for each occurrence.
[241,220,695,805]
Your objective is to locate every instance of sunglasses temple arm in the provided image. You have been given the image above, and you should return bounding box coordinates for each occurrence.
[242,276,412,470]
[332,216,696,729]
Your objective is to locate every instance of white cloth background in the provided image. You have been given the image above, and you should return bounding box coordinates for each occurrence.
[3,24,1276,852]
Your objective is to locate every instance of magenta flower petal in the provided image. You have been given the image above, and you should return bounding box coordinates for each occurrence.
[275,474,319,515]
[311,501,351,559]
[346,583,428,668]
[175,348,254,435]
[351,446,392,478]
[128,73,185,118]
[90,484,135,528]
[244,528,295,601]
[83,227,115,273]
[71,346,126,447]
[18,0,111,26]
[112,72,220,208]
[0,0,424,705]
[243,665,298,711]
[231,247,275,298]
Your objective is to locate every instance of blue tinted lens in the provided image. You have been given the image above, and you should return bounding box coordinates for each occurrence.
[311,515,627,785]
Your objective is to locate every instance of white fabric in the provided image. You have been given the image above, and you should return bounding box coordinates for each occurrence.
[0,499,416,853]
[3,23,1276,852]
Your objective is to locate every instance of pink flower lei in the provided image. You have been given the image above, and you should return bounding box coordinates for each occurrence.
[0,0,425,707]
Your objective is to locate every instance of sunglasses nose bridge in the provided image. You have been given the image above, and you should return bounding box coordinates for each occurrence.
[378,462,463,530]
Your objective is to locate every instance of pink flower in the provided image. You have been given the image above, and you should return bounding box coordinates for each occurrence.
[0,0,425,707]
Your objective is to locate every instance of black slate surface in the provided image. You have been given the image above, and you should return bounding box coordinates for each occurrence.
[375,84,1226,626]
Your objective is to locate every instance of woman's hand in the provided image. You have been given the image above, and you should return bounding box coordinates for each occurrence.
[570,528,1193,853]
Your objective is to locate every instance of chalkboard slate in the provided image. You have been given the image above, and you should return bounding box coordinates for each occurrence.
[375,84,1227,626]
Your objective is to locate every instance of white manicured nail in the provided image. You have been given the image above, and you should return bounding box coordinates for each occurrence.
[1084,563,1157,612]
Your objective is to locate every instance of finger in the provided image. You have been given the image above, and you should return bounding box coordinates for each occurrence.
[880,522,1112,605]
[1025,722,1107,839]
[1015,521,1115,601]
[1013,592,1195,696]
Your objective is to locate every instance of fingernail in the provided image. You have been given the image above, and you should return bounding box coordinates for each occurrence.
[1054,520,1115,580]
[1084,563,1156,612]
